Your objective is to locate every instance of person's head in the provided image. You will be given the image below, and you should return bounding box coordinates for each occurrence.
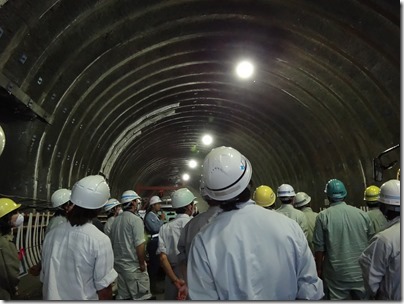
[0,198,23,235]
[294,192,311,210]
[363,185,381,208]
[277,184,295,204]
[202,146,252,211]
[199,178,220,207]
[149,195,162,213]
[120,190,141,212]
[67,175,110,226]
[103,198,122,217]
[51,188,73,216]
[324,179,347,203]
[171,188,196,215]
[379,179,400,220]
[253,185,276,209]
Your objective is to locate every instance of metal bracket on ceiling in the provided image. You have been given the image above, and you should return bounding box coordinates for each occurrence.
[0,72,53,124]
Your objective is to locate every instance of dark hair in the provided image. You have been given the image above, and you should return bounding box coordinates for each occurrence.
[175,201,194,214]
[280,197,294,204]
[67,205,100,226]
[0,211,16,235]
[53,209,66,217]
[220,186,252,212]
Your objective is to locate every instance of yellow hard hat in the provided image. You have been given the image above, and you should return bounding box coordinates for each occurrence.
[0,198,21,219]
[363,185,380,202]
[253,185,276,207]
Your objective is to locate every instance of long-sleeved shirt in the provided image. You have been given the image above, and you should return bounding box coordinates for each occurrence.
[300,207,318,253]
[187,202,324,300]
[359,217,400,300]
[0,234,20,300]
[40,222,117,300]
[177,205,221,264]
[313,201,374,283]
[276,204,308,237]
[366,207,388,234]
[45,215,66,236]
[144,211,164,235]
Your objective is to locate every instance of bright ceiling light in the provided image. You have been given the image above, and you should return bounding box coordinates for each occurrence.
[182,173,190,181]
[202,134,213,145]
[188,159,198,168]
[236,60,254,79]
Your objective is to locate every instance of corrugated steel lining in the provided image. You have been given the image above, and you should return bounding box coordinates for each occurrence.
[0,0,399,209]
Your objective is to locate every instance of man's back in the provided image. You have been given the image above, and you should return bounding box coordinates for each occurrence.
[187,203,323,300]
[367,208,388,234]
[276,204,308,237]
[301,207,318,252]
[313,202,373,282]
[40,221,117,300]
[109,211,145,271]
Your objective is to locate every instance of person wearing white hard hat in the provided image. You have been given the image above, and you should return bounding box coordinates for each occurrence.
[103,198,122,235]
[187,146,323,300]
[40,175,117,300]
[45,188,72,236]
[144,195,165,293]
[177,180,221,299]
[156,188,195,300]
[276,184,309,238]
[0,198,22,300]
[359,179,400,300]
[294,192,318,253]
[109,189,152,300]
[313,179,374,300]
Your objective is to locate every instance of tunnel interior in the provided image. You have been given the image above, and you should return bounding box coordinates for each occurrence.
[0,0,400,211]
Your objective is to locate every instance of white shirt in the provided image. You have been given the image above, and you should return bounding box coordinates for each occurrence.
[40,221,117,300]
[103,216,115,235]
[187,202,323,300]
[45,215,67,236]
[109,211,145,272]
[359,217,400,300]
[157,214,191,266]
[177,206,221,264]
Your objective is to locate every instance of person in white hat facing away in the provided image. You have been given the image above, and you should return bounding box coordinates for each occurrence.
[156,188,196,300]
[186,146,323,300]
[109,189,152,300]
[144,195,165,293]
[359,179,400,300]
[40,175,117,300]
[103,198,122,235]
[294,191,318,253]
[45,188,72,236]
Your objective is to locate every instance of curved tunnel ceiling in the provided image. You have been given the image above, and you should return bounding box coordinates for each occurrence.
[0,0,400,210]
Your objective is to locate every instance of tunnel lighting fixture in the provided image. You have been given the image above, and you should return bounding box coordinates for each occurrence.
[182,173,190,181]
[235,60,254,79]
[188,159,198,168]
[202,134,213,146]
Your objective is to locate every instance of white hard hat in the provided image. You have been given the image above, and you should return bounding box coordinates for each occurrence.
[51,188,71,208]
[121,190,141,204]
[171,188,196,208]
[0,125,5,157]
[202,146,252,201]
[294,192,311,207]
[104,198,120,212]
[70,175,110,209]
[277,184,295,199]
[379,179,400,210]
[149,195,162,206]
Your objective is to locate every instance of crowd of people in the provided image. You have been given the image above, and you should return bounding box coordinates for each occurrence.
[0,146,400,300]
